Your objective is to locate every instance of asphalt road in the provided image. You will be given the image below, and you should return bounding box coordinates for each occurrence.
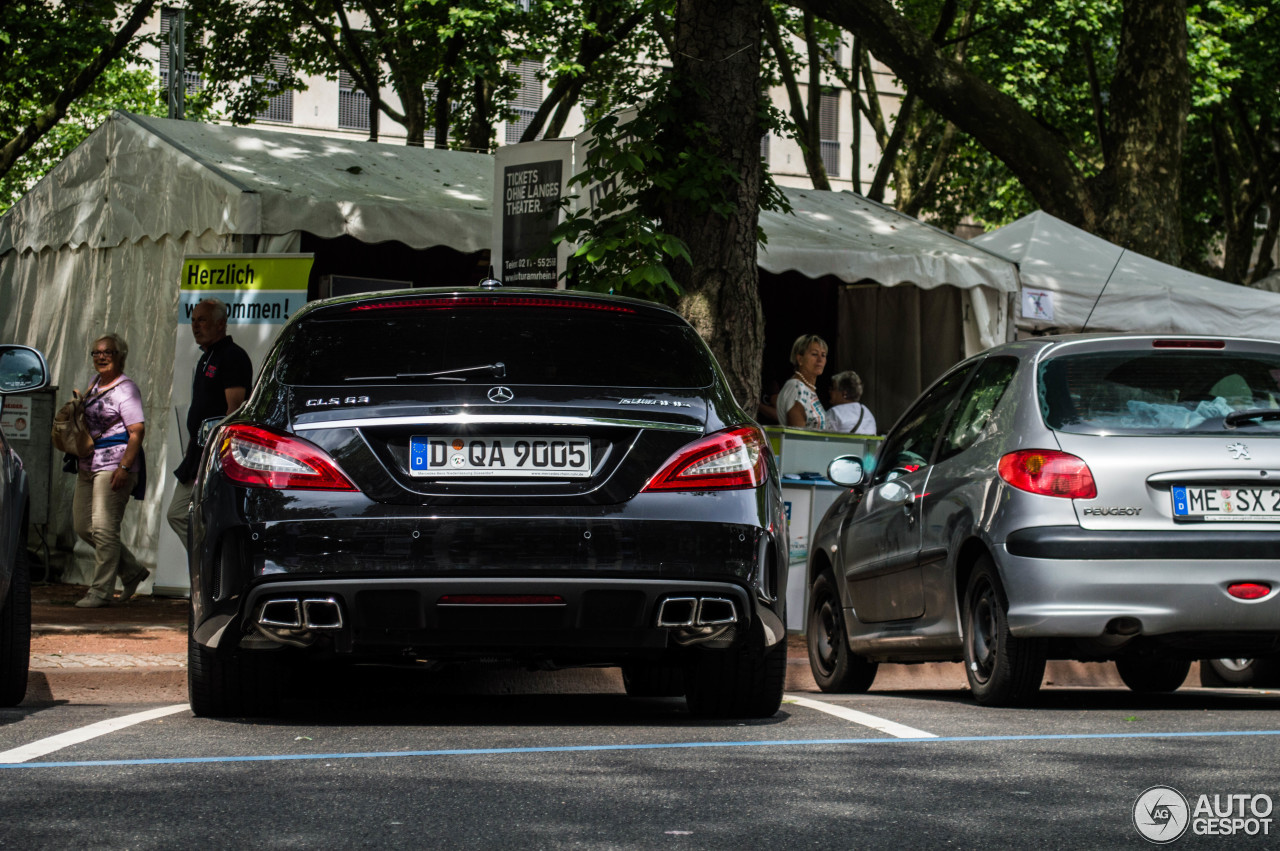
[3,662,1280,849]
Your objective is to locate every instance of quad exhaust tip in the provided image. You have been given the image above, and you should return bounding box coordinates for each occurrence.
[656,596,738,628]
[257,597,344,630]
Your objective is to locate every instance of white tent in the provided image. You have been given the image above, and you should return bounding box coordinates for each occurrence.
[760,188,1020,426]
[0,111,494,592]
[971,210,1280,339]
[761,188,1018,352]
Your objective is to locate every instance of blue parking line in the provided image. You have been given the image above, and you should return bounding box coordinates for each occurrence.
[3,729,1280,770]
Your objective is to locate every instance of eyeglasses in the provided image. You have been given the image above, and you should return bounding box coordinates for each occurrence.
[90,350,118,358]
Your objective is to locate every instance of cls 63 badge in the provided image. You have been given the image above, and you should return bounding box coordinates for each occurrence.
[304,396,370,407]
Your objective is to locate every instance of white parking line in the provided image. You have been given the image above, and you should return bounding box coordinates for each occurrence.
[785,694,937,738]
[0,704,190,764]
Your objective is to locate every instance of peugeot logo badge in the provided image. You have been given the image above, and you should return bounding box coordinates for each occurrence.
[1226,441,1251,460]
[488,386,514,403]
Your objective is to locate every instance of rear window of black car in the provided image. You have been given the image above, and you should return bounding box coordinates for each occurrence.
[1040,349,1280,435]
[276,303,717,388]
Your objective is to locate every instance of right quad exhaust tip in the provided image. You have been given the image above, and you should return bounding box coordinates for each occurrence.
[656,596,738,628]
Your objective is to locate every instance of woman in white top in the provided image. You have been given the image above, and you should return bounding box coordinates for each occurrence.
[775,334,828,430]
[826,370,877,434]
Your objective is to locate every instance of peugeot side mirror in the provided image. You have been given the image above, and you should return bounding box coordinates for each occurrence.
[827,455,866,487]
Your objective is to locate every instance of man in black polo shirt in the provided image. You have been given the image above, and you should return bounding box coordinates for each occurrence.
[167,297,252,550]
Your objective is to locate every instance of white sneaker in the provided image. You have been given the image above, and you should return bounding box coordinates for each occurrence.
[74,595,108,608]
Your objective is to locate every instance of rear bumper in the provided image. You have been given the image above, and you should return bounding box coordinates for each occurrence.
[996,543,1280,639]
[1005,526,1280,560]
[197,576,785,663]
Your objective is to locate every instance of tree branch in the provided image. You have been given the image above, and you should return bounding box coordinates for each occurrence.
[0,0,158,179]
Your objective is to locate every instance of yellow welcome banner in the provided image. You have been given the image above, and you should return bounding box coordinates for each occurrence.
[179,254,314,326]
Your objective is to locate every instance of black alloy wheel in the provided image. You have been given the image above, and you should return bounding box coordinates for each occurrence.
[962,557,1046,706]
[806,570,877,693]
[1201,657,1280,688]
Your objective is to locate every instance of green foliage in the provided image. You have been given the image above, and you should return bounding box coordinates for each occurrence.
[904,0,1121,230]
[1180,1,1278,273]
[0,62,167,212]
[553,80,790,304]
[0,0,158,197]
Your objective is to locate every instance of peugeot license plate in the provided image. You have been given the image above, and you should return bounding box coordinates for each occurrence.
[409,436,591,478]
[1172,485,1280,521]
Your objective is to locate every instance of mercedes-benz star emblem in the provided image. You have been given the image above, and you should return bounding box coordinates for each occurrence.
[488,386,514,403]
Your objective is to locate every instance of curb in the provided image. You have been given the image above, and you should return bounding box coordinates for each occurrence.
[33,624,186,634]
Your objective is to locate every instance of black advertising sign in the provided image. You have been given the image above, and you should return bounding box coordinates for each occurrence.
[501,160,562,287]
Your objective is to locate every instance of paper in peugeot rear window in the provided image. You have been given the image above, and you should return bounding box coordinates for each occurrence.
[1040,349,1280,435]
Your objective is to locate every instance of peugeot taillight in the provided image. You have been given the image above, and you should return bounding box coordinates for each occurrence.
[997,449,1097,499]
[642,426,769,492]
[218,424,357,491]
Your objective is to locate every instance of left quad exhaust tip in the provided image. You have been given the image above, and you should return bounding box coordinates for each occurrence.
[256,597,344,630]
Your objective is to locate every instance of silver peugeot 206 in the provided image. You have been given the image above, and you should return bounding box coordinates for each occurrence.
[807,333,1280,705]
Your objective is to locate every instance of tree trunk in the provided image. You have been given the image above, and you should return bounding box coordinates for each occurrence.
[463,75,492,153]
[1093,0,1188,263]
[660,0,766,409]
[401,88,427,147]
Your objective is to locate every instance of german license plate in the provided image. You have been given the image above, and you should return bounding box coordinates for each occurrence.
[408,436,591,478]
[1172,485,1280,521]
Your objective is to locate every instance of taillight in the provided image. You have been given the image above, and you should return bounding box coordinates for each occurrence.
[643,426,769,492]
[1152,339,1225,349]
[218,424,357,491]
[1228,583,1271,600]
[997,449,1096,499]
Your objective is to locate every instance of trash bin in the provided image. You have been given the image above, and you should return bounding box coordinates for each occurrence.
[1,386,56,578]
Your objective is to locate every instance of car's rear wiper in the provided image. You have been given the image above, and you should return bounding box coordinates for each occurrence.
[1224,408,1280,428]
[345,362,506,382]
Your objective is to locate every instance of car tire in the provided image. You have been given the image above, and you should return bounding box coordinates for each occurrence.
[621,662,686,697]
[684,622,786,719]
[0,525,31,707]
[188,632,282,718]
[806,570,877,693]
[1115,655,1191,693]
[1200,658,1280,688]
[962,558,1046,706]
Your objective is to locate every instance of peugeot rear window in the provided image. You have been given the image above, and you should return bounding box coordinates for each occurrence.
[1040,349,1280,435]
[276,304,717,388]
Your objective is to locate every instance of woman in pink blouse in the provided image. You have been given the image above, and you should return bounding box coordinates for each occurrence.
[72,333,148,608]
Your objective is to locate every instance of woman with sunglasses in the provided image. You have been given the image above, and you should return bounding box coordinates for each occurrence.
[71,333,148,607]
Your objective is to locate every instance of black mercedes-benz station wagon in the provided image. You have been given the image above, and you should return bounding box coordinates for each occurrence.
[187,287,789,718]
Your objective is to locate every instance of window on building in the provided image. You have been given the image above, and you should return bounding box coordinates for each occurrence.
[254,55,293,124]
[422,80,439,142]
[338,70,369,130]
[159,7,202,98]
[506,58,542,144]
[761,133,770,163]
[820,89,840,177]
